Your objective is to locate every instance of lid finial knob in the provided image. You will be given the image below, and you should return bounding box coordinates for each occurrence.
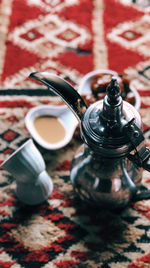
[106,77,120,105]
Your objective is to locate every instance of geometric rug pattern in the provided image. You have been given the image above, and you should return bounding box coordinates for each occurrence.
[0,0,150,267]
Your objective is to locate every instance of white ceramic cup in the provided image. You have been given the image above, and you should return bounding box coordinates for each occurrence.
[1,139,53,205]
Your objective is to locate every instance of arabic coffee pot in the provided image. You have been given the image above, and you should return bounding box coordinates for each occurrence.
[29,72,150,209]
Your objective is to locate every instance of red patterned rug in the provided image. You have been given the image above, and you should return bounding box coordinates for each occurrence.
[0,0,150,267]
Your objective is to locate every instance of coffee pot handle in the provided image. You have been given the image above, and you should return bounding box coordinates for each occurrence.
[123,119,150,172]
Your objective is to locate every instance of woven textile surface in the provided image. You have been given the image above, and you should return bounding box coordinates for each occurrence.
[0,0,150,267]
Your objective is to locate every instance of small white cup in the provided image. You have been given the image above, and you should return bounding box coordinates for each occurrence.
[1,139,53,205]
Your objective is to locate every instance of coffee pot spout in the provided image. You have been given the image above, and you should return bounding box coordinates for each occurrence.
[29,72,87,123]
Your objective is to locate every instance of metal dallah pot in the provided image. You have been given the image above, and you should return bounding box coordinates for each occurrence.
[29,72,150,209]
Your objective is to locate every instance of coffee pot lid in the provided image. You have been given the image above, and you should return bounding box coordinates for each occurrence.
[81,78,142,157]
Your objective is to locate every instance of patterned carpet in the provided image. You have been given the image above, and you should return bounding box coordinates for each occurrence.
[0,0,150,267]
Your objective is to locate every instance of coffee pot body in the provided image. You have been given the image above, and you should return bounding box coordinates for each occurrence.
[71,144,142,209]
[70,96,142,208]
